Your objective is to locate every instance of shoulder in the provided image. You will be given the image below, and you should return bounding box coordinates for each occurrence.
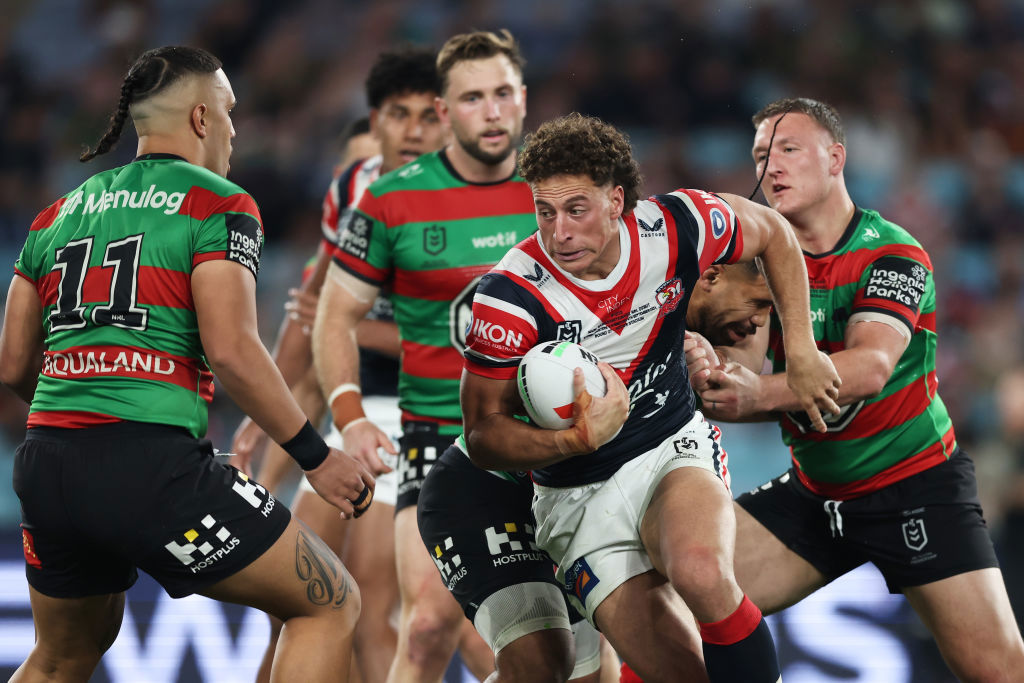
[366,151,447,197]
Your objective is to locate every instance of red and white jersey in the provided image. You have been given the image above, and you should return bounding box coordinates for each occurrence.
[320,154,383,251]
[465,189,743,486]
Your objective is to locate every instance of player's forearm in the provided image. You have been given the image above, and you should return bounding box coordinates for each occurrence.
[270,314,314,387]
[758,225,817,362]
[312,310,362,427]
[355,319,401,358]
[754,347,890,413]
[465,414,578,470]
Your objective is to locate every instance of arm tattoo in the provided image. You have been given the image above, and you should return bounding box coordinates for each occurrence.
[294,527,351,608]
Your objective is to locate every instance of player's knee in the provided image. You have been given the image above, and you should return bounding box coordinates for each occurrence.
[668,545,733,604]
[404,607,463,662]
[494,638,573,683]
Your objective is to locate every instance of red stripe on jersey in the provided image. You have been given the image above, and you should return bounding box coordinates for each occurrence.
[782,371,938,443]
[333,251,390,284]
[464,361,517,380]
[806,244,932,290]
[400,411,462,427]
[393,264,495,300]
[30,198,66,231]
[39,265,194,311]
[321,181,339,237]
[360,183,534,226]
[193,251,227,267]
[138,267,193,309]
[178,186,262,222]
[618,212,675,384]
[27,410,122,429]
[41,345,214,399]
[15,266,35,286]
[401,340,465,379]
[917,311,936,333]
[796,425,956,499]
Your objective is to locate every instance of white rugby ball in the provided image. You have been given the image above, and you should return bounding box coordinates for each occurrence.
[516,340,606,430]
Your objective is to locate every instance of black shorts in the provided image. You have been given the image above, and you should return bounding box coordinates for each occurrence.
[737,448,998,593]
[417,444,563,621]
[395,421,458,513]
[14,422,291,599]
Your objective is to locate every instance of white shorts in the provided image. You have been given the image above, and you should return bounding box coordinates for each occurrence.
[532,411,729,624]
[300,395,400,506]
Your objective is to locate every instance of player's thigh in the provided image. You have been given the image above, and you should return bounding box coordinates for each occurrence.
[639,467,735,584]
[733,503,827,613]
[593,570,705,683]
[904,568,1024,675]
[201,516,359,623]
[492,627,575,682]
[27,586,126,658]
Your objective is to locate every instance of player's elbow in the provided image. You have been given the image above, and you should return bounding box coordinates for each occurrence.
[203,331,261,378]
[849,353,895,400]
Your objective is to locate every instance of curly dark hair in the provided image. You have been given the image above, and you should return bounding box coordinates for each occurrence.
[519,113,643,213]
[81,46,222,162]
[436,29,525,94]
[365,46,440,109]
[752,97,845,145]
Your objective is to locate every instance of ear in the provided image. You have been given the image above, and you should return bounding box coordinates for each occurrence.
[828,141,846,177]
[434,95,450,128]
[608,184,624,220]
[520,84,527,118]
[698,265,722,292]
[191,103,208,139]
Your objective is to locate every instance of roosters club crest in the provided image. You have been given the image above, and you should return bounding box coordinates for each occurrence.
[655,278,684,317]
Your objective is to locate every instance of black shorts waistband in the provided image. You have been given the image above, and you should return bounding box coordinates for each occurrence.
[26,421,194,443]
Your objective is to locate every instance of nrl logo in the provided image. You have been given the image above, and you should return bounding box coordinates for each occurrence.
[423,225,446,255]
[902,518,928,551]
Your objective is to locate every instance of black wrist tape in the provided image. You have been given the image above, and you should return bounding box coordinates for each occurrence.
[282,420,329,471]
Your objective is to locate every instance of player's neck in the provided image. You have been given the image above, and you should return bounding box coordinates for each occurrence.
[787,189,856,255]
[137,135,199,169]
[445,143,517,184]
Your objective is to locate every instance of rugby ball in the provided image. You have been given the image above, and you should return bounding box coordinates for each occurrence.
[516,341,606,430]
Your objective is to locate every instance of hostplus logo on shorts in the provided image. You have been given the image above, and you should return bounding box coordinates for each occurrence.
[397,446,438,496]
[485,522,546,567]
[163,472,274,574]
[432,536,466,590]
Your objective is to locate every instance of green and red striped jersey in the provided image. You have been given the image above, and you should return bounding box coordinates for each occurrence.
[767,208,955,499]
[332,150,535,434]
[14,154,263,437]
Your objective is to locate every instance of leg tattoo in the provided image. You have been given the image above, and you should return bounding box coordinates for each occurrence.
[295,527,351,608]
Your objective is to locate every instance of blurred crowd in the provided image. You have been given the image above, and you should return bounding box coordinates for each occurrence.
[1,0,1023,618]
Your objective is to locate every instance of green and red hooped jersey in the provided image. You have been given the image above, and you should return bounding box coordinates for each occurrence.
[14,154,264,438]
[767,207,956,499]
[331,149,536,435]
